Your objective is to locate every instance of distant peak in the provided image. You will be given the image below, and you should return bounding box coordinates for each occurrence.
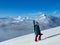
[38,13,47,19]
[40,13,46,17]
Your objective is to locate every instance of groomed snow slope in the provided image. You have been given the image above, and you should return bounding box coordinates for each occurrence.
[0,26,60,45]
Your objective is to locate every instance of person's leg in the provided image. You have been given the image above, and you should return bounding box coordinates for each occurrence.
[38,34,41,40]
[38,33,43,40]
[35,34,38,42]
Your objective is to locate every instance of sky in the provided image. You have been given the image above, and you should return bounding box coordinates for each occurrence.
[0,0,60,16]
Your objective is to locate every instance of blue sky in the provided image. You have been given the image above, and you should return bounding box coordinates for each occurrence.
[0,0,60,16]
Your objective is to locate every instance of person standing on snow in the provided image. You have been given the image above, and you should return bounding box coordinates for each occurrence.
[33,20,43,42]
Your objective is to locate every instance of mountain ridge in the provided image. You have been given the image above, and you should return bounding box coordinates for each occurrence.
[0,14,60,30]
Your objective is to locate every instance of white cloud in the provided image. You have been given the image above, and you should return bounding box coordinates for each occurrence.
[51,11,60,16]
[52,11,57,14]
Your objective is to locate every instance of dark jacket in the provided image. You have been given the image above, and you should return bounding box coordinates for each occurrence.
[34,25,40,34]
[33,20,41,34]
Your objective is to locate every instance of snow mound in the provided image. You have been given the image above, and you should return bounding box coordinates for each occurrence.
[0,26,60,45]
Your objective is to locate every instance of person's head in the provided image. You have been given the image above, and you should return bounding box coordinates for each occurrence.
[36,22,39,25]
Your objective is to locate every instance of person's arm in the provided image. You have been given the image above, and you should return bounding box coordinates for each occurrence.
[33,20,35,25]
[33,20,36,33]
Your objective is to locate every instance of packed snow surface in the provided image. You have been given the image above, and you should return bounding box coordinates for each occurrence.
[0,26,60,45]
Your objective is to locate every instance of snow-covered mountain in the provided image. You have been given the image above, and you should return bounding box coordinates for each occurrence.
[0,14,60,30]
[37,14,60,30]
[0,26,60,45]
[0,14,60,42]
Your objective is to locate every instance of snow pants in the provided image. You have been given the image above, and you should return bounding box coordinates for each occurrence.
[35,33,43,42]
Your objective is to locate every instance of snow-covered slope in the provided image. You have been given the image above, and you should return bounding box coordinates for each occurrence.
[0,26,60,45]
